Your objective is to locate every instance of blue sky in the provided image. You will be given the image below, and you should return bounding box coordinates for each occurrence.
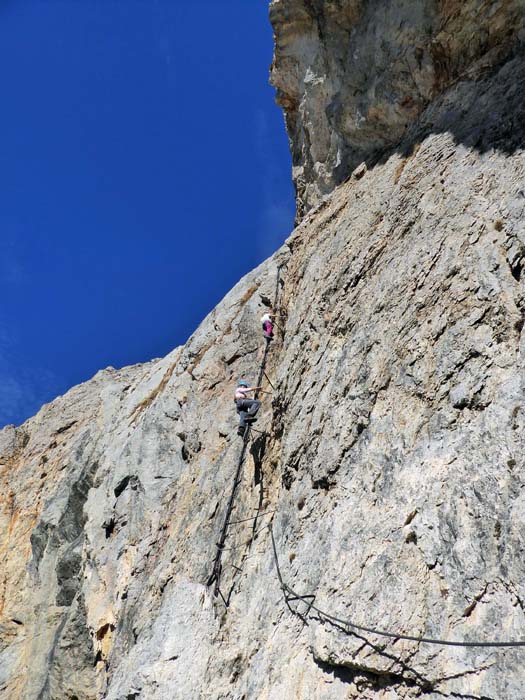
[0,1,295,427]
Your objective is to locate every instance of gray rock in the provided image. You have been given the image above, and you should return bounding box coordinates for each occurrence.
[2,3,525,700]
[270,0,525,216]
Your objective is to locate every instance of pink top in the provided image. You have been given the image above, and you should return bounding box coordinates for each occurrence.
[235,386,252,400]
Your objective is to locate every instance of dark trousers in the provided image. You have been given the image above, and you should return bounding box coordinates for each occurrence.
[235,399,260,428]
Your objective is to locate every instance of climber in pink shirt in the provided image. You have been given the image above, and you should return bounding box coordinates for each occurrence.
[261,310,275,341]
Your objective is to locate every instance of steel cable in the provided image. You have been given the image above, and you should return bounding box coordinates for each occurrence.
[207,266,282,596]
[269,525,525,649]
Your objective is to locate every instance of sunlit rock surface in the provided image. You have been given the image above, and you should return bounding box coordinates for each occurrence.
[270,0,525,215]
[2,2,525,699]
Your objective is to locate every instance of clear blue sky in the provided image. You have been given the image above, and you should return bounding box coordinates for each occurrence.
[0,1,295,427]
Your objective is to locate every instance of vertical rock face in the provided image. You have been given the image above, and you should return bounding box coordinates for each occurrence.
[270,0,525,215]
[2,3,525,700]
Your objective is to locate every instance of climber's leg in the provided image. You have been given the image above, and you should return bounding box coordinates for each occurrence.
[236,399,260,433]
[236,402,249,429]
[238,411,249,428]
[246,399,260,418]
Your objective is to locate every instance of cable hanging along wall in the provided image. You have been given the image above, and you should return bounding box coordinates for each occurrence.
[207,266,282,604]
[269,525,525,649]
[206,261,525,648]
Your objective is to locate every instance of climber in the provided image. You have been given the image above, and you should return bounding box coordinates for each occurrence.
[261,310,275,341]
[235,380,261,436]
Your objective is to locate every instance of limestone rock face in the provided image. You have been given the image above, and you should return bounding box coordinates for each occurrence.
[2,4,525,700]
[270,0,525,215]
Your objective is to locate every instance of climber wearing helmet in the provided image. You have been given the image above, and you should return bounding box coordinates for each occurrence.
[234,380,261,436]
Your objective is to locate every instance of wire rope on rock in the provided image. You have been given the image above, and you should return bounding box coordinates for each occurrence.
[205,260,525,648]
[207,266,282,600]
[269,525,525,649]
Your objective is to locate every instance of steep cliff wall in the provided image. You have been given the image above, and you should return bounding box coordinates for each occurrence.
[2,3,525,700]
[270,0,525,215]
